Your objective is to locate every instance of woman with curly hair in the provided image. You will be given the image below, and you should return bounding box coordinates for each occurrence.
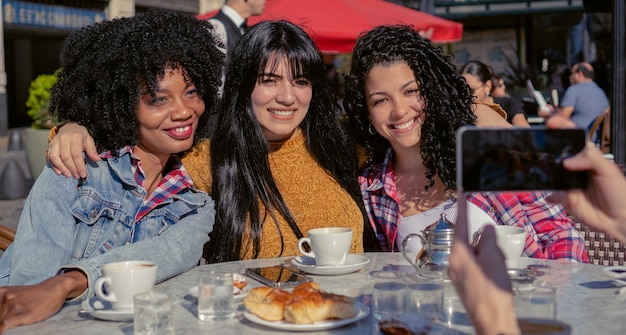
[48,20,378,262]
[344,25,587,262]
[0,10,221,330]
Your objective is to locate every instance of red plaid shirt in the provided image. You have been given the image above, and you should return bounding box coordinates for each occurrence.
[101,147,194,222]
[359,149,589,262]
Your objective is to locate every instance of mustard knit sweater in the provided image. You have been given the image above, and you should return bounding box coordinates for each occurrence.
[182,130,364,259]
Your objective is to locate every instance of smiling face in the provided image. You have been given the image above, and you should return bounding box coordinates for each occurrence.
[135,67,204,159]
[251,55,312,141]
[365,61,426,152]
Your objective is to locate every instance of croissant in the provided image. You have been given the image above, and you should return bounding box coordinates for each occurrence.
[284,283,356,324]
[243,287,292,321]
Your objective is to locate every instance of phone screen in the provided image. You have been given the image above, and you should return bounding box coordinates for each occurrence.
[245,265,311,288]
[456,126,588,192]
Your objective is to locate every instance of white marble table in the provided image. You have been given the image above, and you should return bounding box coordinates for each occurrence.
[5,253,626,334]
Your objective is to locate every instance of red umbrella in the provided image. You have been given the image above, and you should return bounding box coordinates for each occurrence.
[197,0,463,53]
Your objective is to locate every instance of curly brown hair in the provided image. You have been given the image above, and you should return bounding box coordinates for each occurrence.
[344,25,477,190]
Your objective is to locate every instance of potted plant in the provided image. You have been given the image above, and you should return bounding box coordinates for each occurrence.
[24,69,62,179]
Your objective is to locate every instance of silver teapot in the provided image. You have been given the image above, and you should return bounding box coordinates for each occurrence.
[401,213,455,273]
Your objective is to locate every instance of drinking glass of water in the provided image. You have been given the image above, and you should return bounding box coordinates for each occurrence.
[197,271,234,321]
[370,270,408,321]
[133,291,174,335]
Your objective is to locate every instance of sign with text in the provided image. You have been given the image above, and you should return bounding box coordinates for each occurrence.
[3,0,105,30]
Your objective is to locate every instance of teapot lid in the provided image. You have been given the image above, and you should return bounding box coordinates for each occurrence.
[424,213,455,234]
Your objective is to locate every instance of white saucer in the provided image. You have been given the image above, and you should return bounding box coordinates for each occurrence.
[244,301,369,331]
[291,254,370,275]
[80,295,179,322]
[79,296,134,322]
[187,286,249,302]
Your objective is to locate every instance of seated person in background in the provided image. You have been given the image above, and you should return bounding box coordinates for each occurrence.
[46,20,379,261]
[541,62,609,129]
[449,114,626,335]
[0,10,221,331]
[460,60,530,127]
[344,25,587,262]
[490,74,510,97]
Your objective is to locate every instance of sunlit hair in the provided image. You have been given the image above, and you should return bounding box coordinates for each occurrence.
[208,20,375,262]
[50,10,223,153]
[344,24,477,190]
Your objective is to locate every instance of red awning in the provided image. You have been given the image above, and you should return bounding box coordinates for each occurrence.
[197,0,463,53]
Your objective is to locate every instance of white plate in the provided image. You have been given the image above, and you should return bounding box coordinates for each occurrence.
[291,255,369,276]
[243,301,369,331]
[79,296,134,322]
[187,286,249,302]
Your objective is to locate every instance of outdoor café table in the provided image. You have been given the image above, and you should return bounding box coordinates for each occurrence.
[5,252,626,335]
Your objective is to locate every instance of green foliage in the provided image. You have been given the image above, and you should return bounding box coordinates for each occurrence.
[25,69,62,129]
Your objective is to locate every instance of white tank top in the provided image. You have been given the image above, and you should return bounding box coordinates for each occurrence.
[397,198,497,252]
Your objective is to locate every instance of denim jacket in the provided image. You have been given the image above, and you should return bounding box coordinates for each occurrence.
[0,153,215,300]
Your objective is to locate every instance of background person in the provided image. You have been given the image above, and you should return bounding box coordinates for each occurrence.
[490,74,510,97]
[460,60,530,127]
[344,25,587,262]
[208,0,266,61]
[0,10,221,331]
[542,62,610,129]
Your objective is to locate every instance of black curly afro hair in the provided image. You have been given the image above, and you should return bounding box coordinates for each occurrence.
[344,24,477,190]
[49,9,224,154]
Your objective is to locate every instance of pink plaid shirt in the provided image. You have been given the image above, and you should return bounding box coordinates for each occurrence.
[359,149,589,262]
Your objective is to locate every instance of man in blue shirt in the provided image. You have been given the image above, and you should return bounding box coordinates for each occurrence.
[543,62,609,129]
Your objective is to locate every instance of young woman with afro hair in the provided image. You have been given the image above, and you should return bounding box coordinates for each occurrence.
[0,10,222,331]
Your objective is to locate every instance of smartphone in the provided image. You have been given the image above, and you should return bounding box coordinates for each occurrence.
[244,265,312,288]
[456,126,588,192]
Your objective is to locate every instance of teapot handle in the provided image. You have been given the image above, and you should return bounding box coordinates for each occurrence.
[401,233,427,267]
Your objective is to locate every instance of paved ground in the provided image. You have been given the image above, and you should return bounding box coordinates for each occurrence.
[0,131,31,231]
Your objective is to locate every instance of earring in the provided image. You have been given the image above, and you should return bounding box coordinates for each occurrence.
[368,123,377,135]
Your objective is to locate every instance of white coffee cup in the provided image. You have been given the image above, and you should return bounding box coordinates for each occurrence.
[494,226,527,268]
[297,227,352,266]
[95,260,157,310]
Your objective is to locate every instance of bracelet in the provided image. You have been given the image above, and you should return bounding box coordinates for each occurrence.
[48,124,61,143]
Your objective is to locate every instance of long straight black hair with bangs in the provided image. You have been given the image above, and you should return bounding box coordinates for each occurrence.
[207,20,377,263]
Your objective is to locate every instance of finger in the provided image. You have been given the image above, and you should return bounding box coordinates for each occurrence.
[475,226,512,291]
[69,143,88,180]
[454,190,470,246]
[85,137,100,162]
[59,139,81,180]
[46,145,72,178]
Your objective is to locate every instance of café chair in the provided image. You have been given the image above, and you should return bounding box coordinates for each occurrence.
[573,218,626,266]
[588,107,610,154]
[0,223,16,252]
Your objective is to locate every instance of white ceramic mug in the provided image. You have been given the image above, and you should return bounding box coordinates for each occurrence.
[494,226,527,268]
[95,260,157,310]
[297,227,352,266]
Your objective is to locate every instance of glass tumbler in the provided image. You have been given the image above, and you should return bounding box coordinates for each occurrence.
[197,271,234,321]
[133,291,174,335]
[370,270,408,321]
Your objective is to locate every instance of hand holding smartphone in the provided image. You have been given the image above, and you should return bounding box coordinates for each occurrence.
[245,265,312,289]
[456,126,588,192]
